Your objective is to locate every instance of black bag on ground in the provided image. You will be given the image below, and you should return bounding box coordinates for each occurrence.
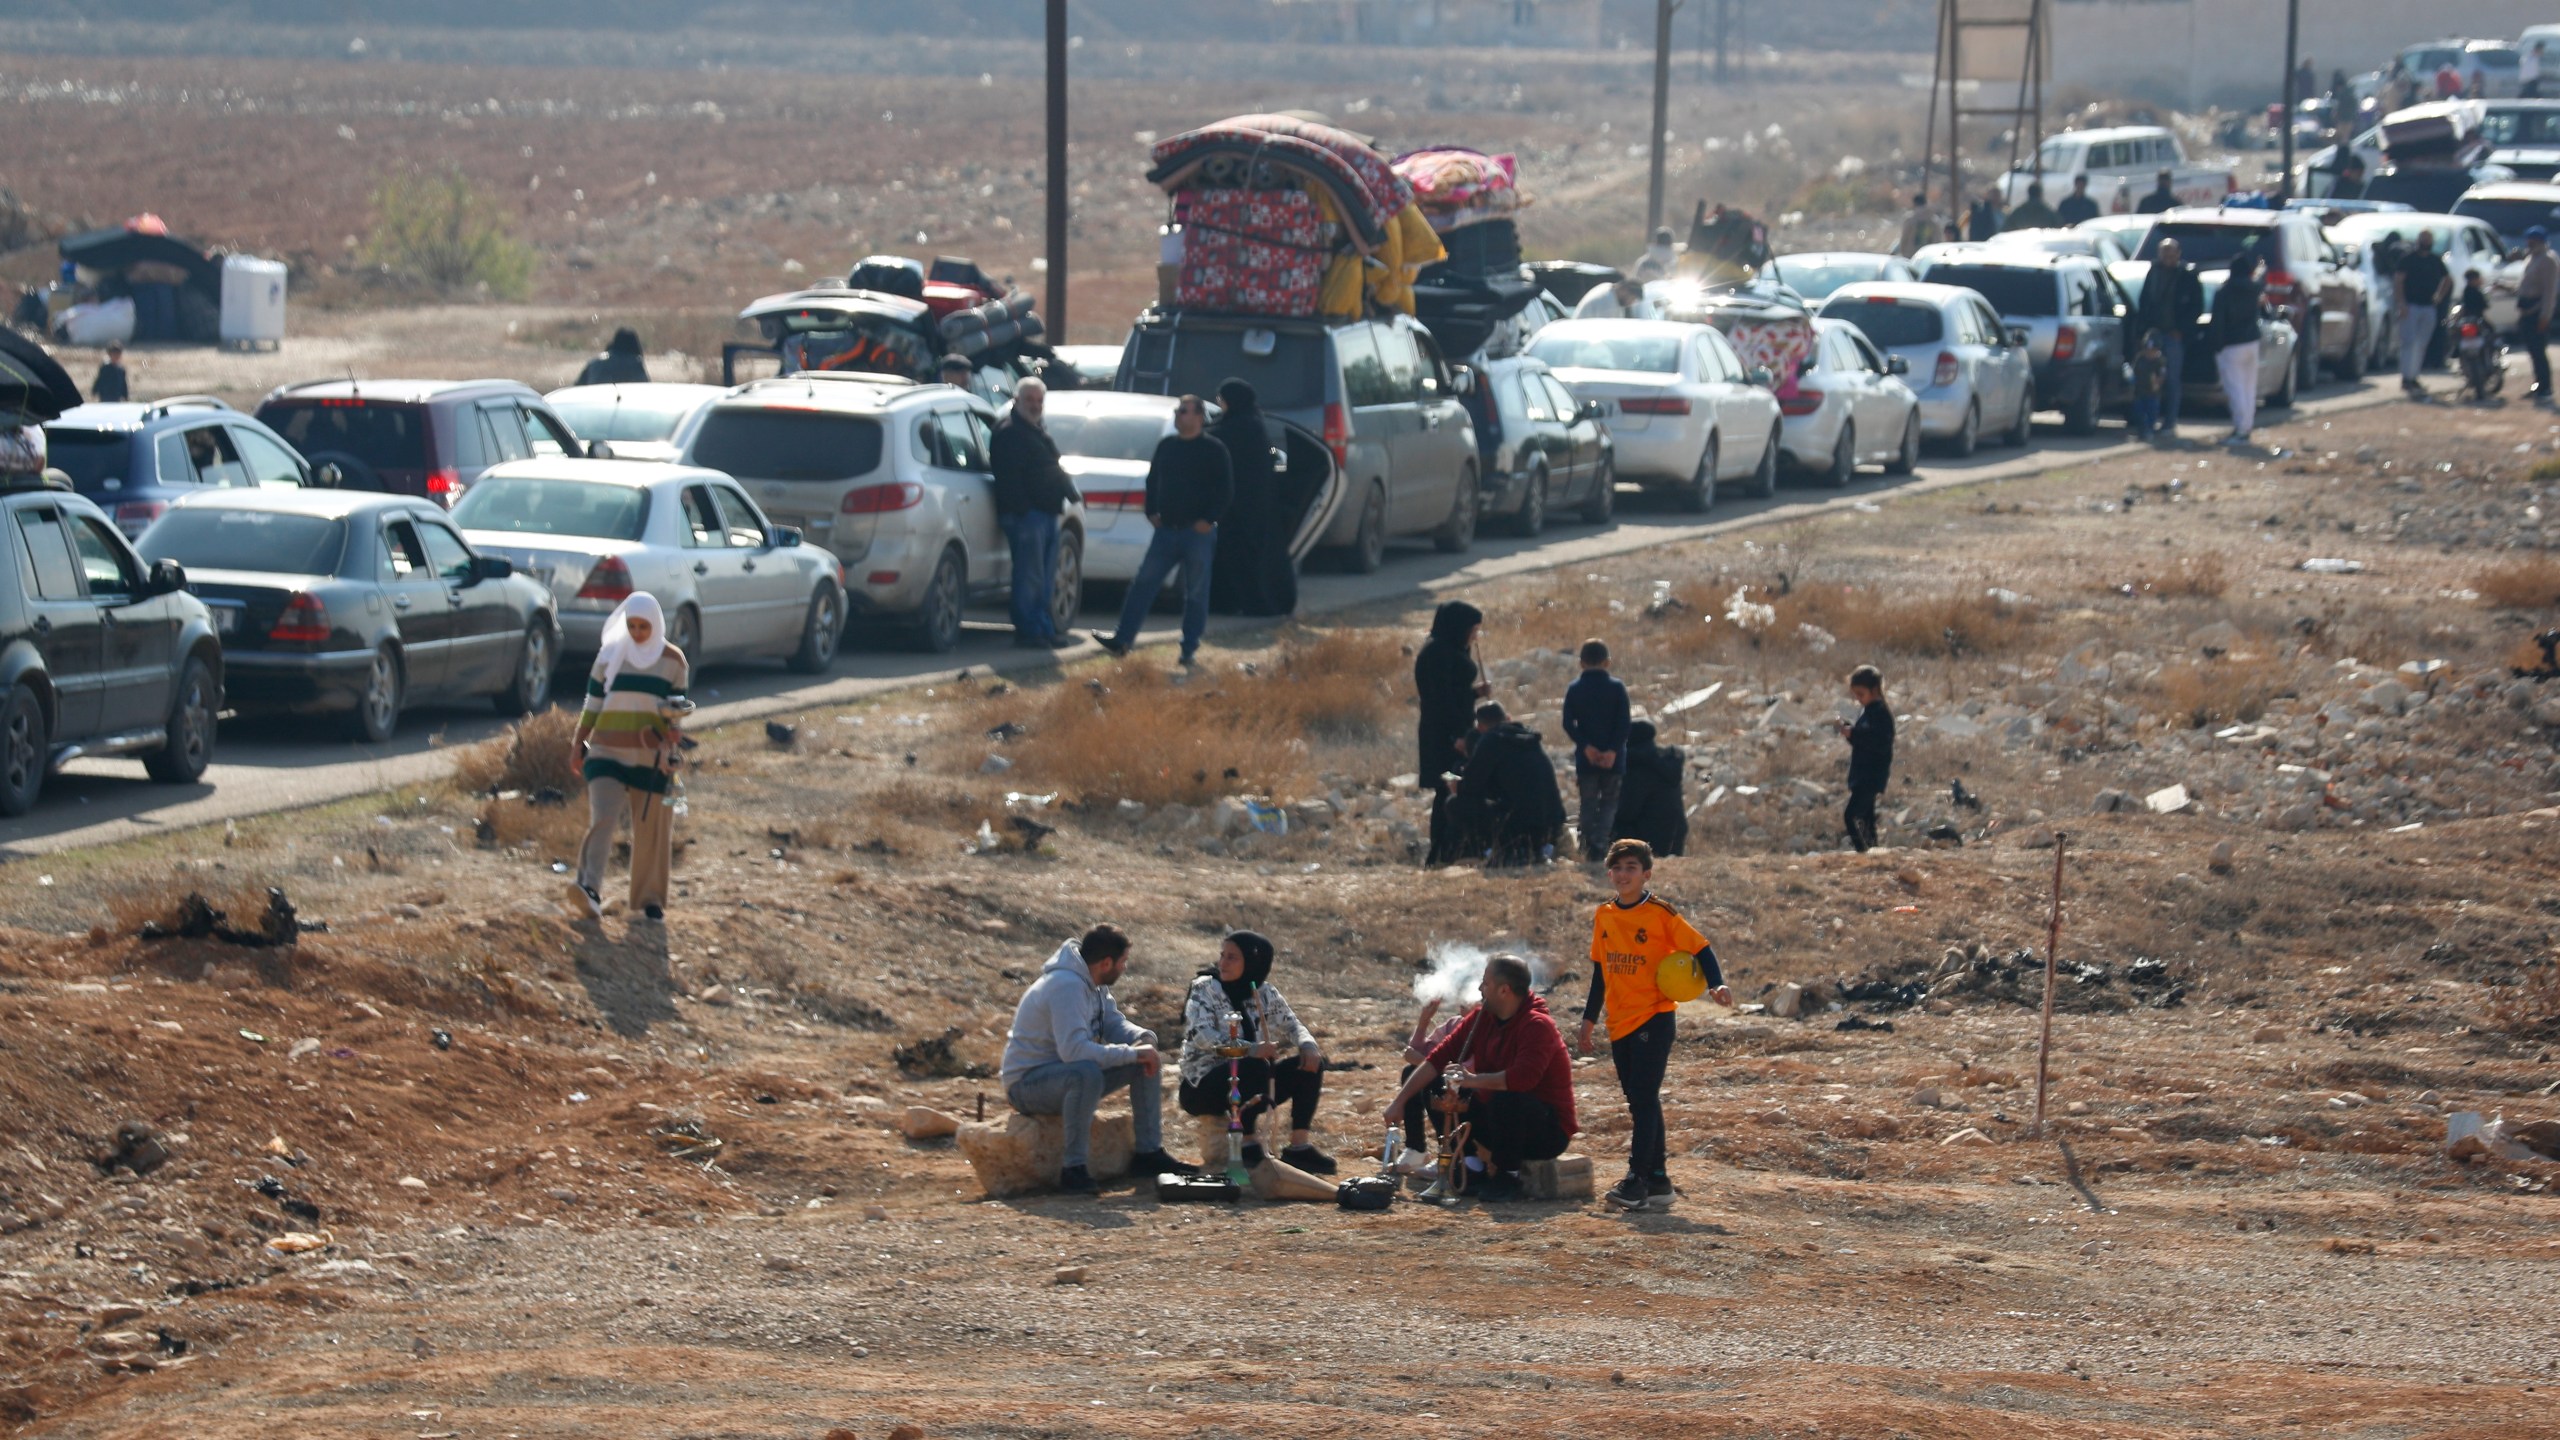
[1335,1175,1397,1211]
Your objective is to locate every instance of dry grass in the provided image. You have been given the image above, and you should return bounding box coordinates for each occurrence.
[452,710,586,796]
[2485,958,2560,1036]
[2475,553,2560,610]
[2149,655,2295,729]
[2108,552,2230,601]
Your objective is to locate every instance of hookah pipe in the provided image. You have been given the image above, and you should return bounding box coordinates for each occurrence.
[1427,1005,1483,1198]
[1219,1007,1251,1186]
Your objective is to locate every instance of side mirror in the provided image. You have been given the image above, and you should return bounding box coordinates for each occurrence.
[1579,399,1606,420]
[1887,353,1912,375]
[1451,368,1476,396]
[1746,364,1776,388]
[469,554,514,584]
[770,525,802,548]
[313,462,343,489]
[148,558,188,596]
[2006,325,2033,348]
[586,440,616,461]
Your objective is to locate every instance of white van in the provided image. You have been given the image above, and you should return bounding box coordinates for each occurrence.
[2000,126,2233,213]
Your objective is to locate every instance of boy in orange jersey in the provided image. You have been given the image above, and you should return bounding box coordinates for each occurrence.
[1577,838,1731,1212]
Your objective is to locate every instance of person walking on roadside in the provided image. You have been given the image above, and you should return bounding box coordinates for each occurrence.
[1206,378,1296,617]
[1000,923,1199,1193]
[1835,664,1895,852]
[1967,188,2006,241]
[2005,180,2059,231]
[989,376,1079,649]
[2054,175,2101,226]
[1093,394,1229,666]
[1415,600,1490,866]
[1560,638,1630,863]
[575,327,649,387]
[569,593,687,923]
[91,342,129,403]
[2395,230,2452,396]
[1175,931,1337,1175]
[1578,839,1730,1212]
[1380,954,1576,1201]
[2212,249,2265,444]
[2516,226,2557,400]
[2136,168,2179,214]
[1895,193,1938,258]
[2135,236,2205,438]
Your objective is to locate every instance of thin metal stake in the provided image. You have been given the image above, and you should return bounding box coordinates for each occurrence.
[2032,832,2067,1139]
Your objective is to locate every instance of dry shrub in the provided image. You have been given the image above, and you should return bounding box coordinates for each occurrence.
[2150,655,2292,728]
[2475,553,2560,610]
[452,709,585,796]
[2485,959,2560,1036]
[1779,584,2038,659]
[2150,553,2229,600]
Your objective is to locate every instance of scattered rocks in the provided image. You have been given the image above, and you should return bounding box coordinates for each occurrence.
[901,1106,961,1141]
[1052,1265,1088,1285]
[1940,1127,1994,1146]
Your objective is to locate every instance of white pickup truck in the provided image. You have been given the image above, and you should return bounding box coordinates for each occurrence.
[1998,126,2233,213]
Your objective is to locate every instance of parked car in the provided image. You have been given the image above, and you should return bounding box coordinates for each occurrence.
[542,383,726,464]
[2452,179,2560,248]
[1764,252,1917,304]
[2476,100,2560,179]
[139,489,556,742]
[1040,389,1344,583]
[1777,318,1922,485]
[2001,126,2233,212]
[2133,207,2368,385]
[1117,310,1466,571]
[2462,41,2525,99]
[1817,282,2036,458]
[2324,228,2404,375]
[1471,355,1616,534]
[1911,247,2132,434]
[2077,213,2157,258]
[0,478,220,813]
[2175,274,2301,414]
[1983,227,2133,266]
[677,373,1078,651]
[2329,210,2512,357]
[42,396,311,539]
[450,457,843,674]
[1046,345,1125,389]
[1524,319,1782,511]
[254,379,585,506]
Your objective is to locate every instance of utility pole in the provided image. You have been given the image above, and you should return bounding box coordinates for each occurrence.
[1045,0,1069,340]
[1648,0,1680,236]
[2277,0,2301,202]
[1715,0,1730,83]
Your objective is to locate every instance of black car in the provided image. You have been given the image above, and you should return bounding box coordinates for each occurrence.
[1467,354,1615,535]
[252,379,585,505]
[138,489,557,742]
[0,477,221,815]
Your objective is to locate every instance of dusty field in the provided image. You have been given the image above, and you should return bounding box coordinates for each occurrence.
[0,391,2555,1439]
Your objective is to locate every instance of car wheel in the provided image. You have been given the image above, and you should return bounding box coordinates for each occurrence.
[2062,376,2099,436]
[1432,467,1478,553]
[2270,345,2298,409]
[1349,482,1387,573]
[2336,318,2367,380]
[0,683,47,816]
[1047,528,1084,638]
[2004,390,2035,447]
[1886,412,1920,475]
[1579,455,1617,524]
[349,645,402,744]
[668,603,702,661]
[493,620,555,715]
[787,582,843,674]
[144,655,217,784]
[1513,465,1548,537]
[910,547,965,653]
[1824,423,1856,488]
[1945,400,1980,458]
[1750,428,1781,497]
[1680,436,1718,513]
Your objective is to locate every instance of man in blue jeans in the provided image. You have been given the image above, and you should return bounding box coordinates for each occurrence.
[986,376,1079,649]
[999,923,1198,1192]
[1093,394,1230,667]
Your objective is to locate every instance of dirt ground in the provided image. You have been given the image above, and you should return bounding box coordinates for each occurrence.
[1,387,2556,1439]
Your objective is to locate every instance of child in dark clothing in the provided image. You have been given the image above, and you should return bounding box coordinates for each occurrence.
[1836,664,1894,852]
[1559,638,1631,863]
[2131,329,2167,441]
[2457,269,2492,321]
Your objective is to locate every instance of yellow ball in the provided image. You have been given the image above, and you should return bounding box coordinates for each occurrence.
[1657,950,1708,1003]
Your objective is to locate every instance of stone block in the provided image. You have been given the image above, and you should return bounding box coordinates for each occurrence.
[901,1106,961,1141]
[1522,1153,1594,1201]
[956,1111,1133,1198]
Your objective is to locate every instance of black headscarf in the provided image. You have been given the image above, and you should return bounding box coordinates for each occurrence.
[1201,930,1276,1036]
[606,326,642,356]
[1428,600,1483,645]
[1214,377,1260,423]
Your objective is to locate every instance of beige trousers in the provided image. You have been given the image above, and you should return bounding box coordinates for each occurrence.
[577,776,672,910]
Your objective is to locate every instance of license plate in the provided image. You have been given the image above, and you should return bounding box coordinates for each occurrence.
[212,607,240,635]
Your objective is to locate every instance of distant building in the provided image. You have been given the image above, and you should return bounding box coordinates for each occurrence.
[1274,0,1606,48]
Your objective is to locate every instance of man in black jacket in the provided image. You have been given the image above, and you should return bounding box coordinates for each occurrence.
[989,377,1080,648]
[2135,237,2206,437]
[1451,703,1567,867]
[1093,394,1231,666]
[575,328,650,386]
[2136,169,2178,214]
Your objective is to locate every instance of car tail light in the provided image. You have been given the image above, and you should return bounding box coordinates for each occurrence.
[1322,402,1350,470]
[425,468,461,503]
[267,592,330,644]
[2051,326,2079,362]
[865,570,901,585]
[1082,489,1148,509]
[1777,388,1825,417]
[1617,396,1692,415]
[1933,351,1960,387]
[575,555,634,601]
[841,481,924,514]
[2262,268,2296,303]
[114,500,166,529]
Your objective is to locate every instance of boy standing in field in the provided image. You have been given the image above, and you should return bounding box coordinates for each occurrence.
[1578,838,1730,1212]
[1560,638,1630,862]
[1837,664,1894,853]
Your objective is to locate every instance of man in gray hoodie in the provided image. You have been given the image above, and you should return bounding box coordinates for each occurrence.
[999,923,1198,1192]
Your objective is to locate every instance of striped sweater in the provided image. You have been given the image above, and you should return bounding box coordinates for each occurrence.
[578,646,689,793]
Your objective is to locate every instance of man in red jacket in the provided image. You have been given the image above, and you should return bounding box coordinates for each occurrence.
[1380,954,1577,1200]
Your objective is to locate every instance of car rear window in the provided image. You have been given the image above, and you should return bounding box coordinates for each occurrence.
[1918,265,2061,317]
[448,477,649,541]
[257,401,431,471]
[1817,298,1945,347]
[1525,332,1682,373]
[1767,257,1887,301]
[2136,223,2276,271]
[1043,411,1167,462]
[688,409,886,481]
[39,429,130,492]
[551,397,698,444]
[1122,326,1327,410]
[2451,195,2560,243]
[140,508,345,575]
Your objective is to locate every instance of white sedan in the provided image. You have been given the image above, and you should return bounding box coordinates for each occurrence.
[543,383,728,463]
[1778,318,1922,485]
[1524,319,1783,512]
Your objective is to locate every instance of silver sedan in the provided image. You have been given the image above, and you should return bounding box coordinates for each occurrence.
[451,457,846,674]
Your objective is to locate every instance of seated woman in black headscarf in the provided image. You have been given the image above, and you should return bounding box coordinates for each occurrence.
[1207,378,1297,618]
[1610,719,1690,857]
[1175,930,1335,1173]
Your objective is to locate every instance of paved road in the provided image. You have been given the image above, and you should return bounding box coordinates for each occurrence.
[0,373,2426,857]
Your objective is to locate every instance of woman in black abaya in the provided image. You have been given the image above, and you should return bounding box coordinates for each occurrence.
[1208,378,1297,617]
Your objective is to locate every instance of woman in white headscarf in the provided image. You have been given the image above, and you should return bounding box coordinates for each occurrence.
[568,593,689,920]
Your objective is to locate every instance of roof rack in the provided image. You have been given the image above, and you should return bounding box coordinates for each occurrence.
[138,395,233,421]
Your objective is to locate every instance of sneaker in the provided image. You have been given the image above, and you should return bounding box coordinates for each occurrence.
[642,904,664,923]
[1089,632,1131,656]
[1056,1164,1098,1193]
[1239,1142,1266,1170]
[1646,1174,1678,1199]
[1473,1169,1524,1201]
[1603,1174,1650,1212]
[1280,1144,1337,1175]
[1177,651,1197,669]
[567,881,602,919]
[1128,1149,1198,1179]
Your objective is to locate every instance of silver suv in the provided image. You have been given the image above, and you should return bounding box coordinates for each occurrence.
[678,374,1082,652]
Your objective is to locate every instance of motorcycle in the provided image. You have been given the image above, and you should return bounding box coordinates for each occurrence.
[2456,316,2506,401]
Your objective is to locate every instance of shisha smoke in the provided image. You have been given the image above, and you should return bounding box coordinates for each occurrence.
[1411,940,1550,1008]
